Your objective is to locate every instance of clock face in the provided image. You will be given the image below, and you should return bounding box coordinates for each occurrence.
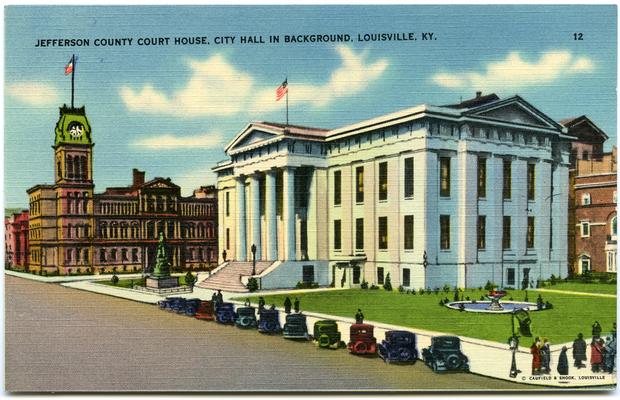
[68,121,84,139]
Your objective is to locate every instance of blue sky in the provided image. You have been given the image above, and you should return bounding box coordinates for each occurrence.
[4,5,617,208]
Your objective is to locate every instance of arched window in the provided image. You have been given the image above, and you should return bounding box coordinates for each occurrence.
[611,216,617,237]
[582,150,590,161]
[100,249,106,263]
[67,155,74,179]
[110,249,117,261]
[580,255,591,274]
[582,193,591,206]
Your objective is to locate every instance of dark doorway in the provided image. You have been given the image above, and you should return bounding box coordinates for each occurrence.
[302,265,314,284]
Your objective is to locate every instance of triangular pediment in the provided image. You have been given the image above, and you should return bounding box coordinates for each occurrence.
[465,96,562,130]
[225,122,283,153]
[233,129,277,149]
[142,178,179,190]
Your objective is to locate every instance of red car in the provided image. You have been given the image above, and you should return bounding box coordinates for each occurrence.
[194,300,215,321]
[347,323,377,355]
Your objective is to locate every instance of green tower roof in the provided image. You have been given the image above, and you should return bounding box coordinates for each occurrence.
[54,105,92,146]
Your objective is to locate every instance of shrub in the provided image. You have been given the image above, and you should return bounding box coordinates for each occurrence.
[439,299,445,306]
[296,281,319,289]
[419,288,425,295]
[111,275,119,285]
[465,296,470,301]
[246,277,259,292]
[443,284,451,293]
[185,271,196,287]
[550,274,558,284]
[411,288,416,295]
[484,280,496,291]
[360,280,369,289]
[453,288,460,302]
[383,273,392,291]
[434,287,440,295]
[369,284,379,290]
[398,285,405,293]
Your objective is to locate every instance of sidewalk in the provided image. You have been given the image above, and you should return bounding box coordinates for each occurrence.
[5,269,186,284]
[46,278,617,388]
[532,288,617,298]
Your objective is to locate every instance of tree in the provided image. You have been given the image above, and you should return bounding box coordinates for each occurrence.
[111,275,119,285]
[246,277,259,292]
[453,288,460,302]
[383,273,393,291]
[184,271,196,287]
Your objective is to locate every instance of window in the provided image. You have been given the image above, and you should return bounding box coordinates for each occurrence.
[581,221,590,237]
[333,171,341,206]
[353,266,360,284]
[580,256,591,274]
[404,215,414,250]
[477,216,486,250]
[225,192,230,216]
[226,228,230,250]
[440,157,451,197]
[527,217,535,248]
[440,215,450,250]
[302,265,314,284]
[607,251,616,273]
[355,218,364,250]
[334,220,342,250]
[402,268,411,287]
[527,163,535,201]
[614,191,617,204]
[122,249,128,262]
[377,267,384,285]
[378,216,388,250]
[355,166,364,203]
[507,268,515,286]
[404,157,414,198]
[477,157,486,198]
[132,248,139,262]
[611,216,617,237]
[503,216,511,249]
[582,150,589,161]
[378,162,388,201]
[582,193,591,206]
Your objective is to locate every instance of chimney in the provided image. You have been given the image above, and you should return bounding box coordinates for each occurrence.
[476,91,482,98]
[132,168,145,188]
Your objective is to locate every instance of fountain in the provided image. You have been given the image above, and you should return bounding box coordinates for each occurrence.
[445,288,539,314]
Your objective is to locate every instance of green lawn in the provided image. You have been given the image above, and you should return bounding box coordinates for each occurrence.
[96,276,190,288]
[538,282,617,295]
[239,287,616,345]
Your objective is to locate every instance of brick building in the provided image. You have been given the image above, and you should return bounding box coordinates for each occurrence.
[563,116,617,274]
[4,210,29,270]
[26,104,218,275]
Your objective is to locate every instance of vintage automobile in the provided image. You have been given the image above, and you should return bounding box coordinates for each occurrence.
[194,300,215,321]
[347,323,377,355]
[258,309,282,334]
[377,330,418,364]
[180,298,202,316]
[422,335,470,372]
[235,306,258,329]
[283,313,310,340]
[158,297,184,311]
[215,302,237,325]
[313,320,345,349]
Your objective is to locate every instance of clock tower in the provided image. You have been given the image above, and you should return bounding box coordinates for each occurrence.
[54,105,93,184]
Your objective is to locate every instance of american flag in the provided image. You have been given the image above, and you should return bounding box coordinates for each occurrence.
[276,78,288,101]
[64,56,75,75]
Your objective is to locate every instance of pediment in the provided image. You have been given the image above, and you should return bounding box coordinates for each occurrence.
[466,97,561,130]
[234,129,277,149]
[142,178,179,190]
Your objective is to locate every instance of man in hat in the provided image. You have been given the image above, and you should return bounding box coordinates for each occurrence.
[572,333,587,369]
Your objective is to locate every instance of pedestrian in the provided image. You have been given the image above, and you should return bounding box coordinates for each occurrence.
[612,322,617,341]
[592,321,602,340]
[244,298,251,307]
[604,336,616,373]
[530,337,542,375]
[270,304,276,310]
[557,346,569,376]
[355,308,364,324]
[591,338,604,372]
[284,297,292,314]
[211,291,217,305]
[572,333,587,369]
[540,338,551,374]
[293,297,300,313]
[216,289,224,305]
[258,296,265,311]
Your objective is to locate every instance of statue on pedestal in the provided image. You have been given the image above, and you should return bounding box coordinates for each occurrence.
[151,232,171,279]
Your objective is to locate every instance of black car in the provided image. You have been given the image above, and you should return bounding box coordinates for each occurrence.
[215,302,237,325]
[283,313,309,340]
[235,306,258,329]
[422,336,470,372]
[258,309,282,334]
[377,330,418,364]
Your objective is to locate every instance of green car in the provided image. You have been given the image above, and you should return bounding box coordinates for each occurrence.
[313,320,345,349]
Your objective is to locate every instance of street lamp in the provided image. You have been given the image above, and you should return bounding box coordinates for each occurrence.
[251,244,257,275]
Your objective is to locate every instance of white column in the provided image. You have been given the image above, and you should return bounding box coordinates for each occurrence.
[236,177,247,261]
[265,170,278,260]
[250,173,262,260]
[283,167,296,260]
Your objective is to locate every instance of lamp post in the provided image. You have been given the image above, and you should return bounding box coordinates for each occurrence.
[251,244,257,275]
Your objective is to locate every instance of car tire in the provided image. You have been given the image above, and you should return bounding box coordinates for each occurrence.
[354,341,368,353]
[239,316,251,327]
[398,347,412,361]
[387,350,399,361]
[318,334,330,347]
[446,354,462,370]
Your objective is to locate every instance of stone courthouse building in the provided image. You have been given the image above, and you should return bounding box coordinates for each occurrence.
[26,105,218,275]
[206,93,573,291]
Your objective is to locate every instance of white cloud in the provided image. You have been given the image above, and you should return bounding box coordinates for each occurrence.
[252,45,389,112]
[130,132,225,150]
[174,166,218,197]
[6,82,61,106]
[120,54,254,117]
[431,51,595,92]
[121,46,388,118]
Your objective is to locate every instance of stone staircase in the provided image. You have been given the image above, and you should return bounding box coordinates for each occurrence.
[196,261,273,292]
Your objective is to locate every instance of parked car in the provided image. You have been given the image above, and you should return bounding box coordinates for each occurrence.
[180,298,202,316]
[158,297,184,311]
[235,306,258,329]
[313,320,345,349]
[258,309,281,334]
[283,313,310,340]
[422,336,470,372]
[194,300,215,321]
[378,330,418,364]
[347,323,377,355]
[215,302,237,325]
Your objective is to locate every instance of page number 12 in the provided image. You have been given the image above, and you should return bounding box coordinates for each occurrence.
[573,33,584,40]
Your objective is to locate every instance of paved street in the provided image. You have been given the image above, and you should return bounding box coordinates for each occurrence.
[5,275,531,392]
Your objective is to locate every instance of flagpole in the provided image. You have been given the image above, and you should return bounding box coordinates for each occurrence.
[71,54,75,108]
[285,76,289,126]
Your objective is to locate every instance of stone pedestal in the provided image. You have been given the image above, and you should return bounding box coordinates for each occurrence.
[146,276,179,289]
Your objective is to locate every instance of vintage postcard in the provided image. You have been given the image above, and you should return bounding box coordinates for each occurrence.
[3,4,618,393]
